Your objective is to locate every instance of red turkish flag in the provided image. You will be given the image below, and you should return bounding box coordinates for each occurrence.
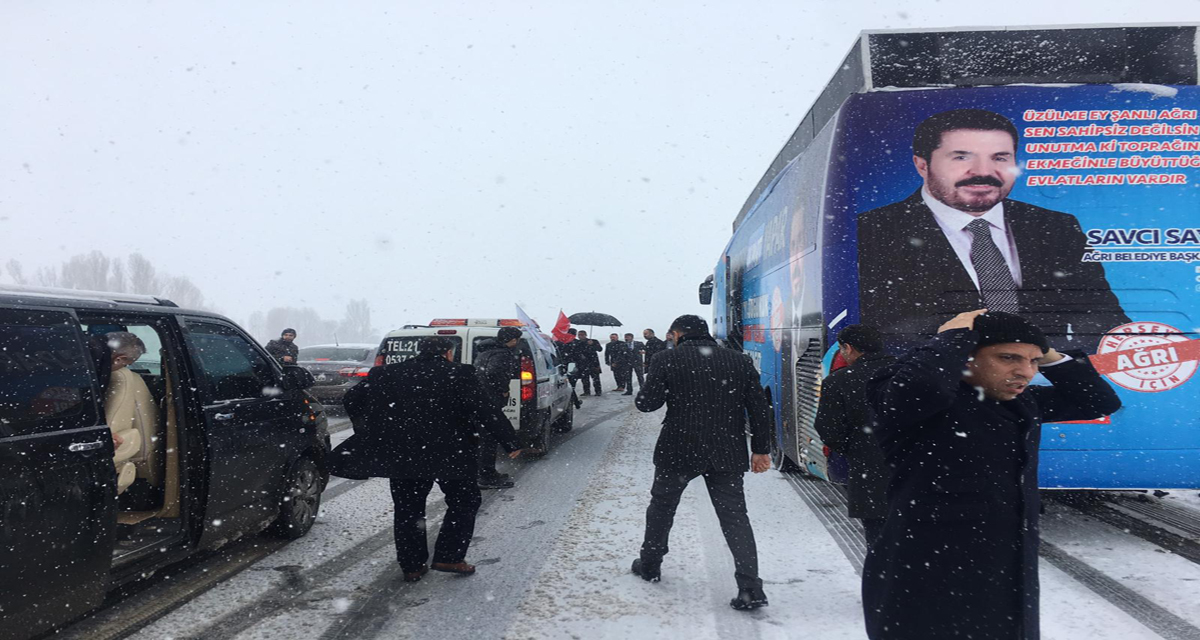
[551,311,574,343]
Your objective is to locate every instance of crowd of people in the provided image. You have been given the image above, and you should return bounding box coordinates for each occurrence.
[260,307,1122,637]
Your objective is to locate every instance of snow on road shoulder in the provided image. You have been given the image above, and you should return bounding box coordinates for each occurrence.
[503,408,864,639]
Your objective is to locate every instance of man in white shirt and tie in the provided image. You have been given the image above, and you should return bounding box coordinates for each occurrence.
[856,108,1128,352]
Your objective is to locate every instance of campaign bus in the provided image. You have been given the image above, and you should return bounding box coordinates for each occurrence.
[701,25,1200,489]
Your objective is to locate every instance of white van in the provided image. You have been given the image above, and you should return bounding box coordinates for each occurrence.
[374,319,575,452]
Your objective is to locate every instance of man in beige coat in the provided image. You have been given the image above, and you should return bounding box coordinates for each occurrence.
[105,332,158,494]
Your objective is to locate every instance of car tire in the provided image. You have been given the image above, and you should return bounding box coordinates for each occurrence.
[552,402,574,433]
[527,410,551,457]
[269,456,322,539]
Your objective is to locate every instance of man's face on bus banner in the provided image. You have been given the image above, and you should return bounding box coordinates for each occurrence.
[913,129,1017,213]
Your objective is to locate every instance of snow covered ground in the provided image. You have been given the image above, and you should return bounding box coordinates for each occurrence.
[115,394,1200,639]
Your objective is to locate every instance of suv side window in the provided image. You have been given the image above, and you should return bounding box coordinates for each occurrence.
[186,320,279,403]
[0,309,100,438]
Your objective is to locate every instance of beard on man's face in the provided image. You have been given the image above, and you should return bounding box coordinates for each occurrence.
[927,172,1011,213]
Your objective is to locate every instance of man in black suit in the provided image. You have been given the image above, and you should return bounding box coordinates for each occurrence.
[574,330,603,395]
[605,333,632,392]
[857,108,1128,352]
[812,324,894,547]
[642,329,668,367]
[623,332,646,392]
[632,315,774,611]
[341,336,524,582]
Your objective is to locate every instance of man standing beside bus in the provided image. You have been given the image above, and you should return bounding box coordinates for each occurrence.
[632,314,773,611]
[862,310,1120,639]
[812,324,894,547]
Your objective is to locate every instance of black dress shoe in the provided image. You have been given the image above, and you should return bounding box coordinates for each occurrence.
[729,587,768,610]
[622,391,633,396]
[478,475,515,489]
[631,558,661,583]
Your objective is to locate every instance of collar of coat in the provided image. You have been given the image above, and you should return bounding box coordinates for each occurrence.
[675,333,716,347]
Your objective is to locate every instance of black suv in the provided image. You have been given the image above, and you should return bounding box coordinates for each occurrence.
[0,286,330,638]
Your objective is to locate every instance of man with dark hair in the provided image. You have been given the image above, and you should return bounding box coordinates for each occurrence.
[342,335,524,582]
[642,328,667,367]
[623,332,646,394]
[857,108,1128,352]
[812,324,894,546]
[266,328,299,364]
[631,314,774,611]
[473,326,524,489]
[862,309,1121,639]
[575,330,603,396]
[604,332,630,392]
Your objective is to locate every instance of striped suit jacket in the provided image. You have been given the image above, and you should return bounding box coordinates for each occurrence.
[635,336,772,474]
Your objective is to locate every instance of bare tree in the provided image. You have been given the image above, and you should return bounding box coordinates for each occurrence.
[339,299,374,343]
[20,251,209,309]
[127,253,159,293]
[5,260,27,285]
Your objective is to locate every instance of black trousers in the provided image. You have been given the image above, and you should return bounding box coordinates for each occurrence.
[861,517,885,548]
[579,369,601,394]
[632,363,645,387]
[640,466,762,589]
[616,366,632,391]
[476,429,499,477]
[389,477,482,572]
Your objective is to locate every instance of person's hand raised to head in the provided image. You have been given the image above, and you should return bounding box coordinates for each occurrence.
[938,309,988,333]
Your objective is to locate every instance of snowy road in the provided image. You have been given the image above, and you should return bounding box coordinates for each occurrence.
[56,394,1200,640]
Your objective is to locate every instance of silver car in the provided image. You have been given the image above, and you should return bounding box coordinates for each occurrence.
[297,343,379,405]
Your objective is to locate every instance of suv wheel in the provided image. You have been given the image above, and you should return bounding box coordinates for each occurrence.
[269,457,322,539]
[527,410,551,457]
[552,402,574,433]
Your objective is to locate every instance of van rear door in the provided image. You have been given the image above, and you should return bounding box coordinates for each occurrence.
[0,307,116,638]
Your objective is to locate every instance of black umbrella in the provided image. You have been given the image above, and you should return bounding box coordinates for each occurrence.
[568,312,622,327]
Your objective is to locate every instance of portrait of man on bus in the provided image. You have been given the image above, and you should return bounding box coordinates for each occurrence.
[855,108,1128,352]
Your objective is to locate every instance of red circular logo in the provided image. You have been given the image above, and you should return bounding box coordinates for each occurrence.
[1095,322,1198,393]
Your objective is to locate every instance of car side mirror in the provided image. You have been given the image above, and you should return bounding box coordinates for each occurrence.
[699,275,714,305]
[282,365,316,390]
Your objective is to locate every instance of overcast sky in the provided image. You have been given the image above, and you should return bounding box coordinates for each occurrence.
[3,1,1198,338]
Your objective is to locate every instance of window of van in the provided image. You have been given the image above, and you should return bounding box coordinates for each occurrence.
[0,309,100,438]
[186,321,279,402]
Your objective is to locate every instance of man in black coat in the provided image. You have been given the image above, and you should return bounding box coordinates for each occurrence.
[605,333,631,392]
[857,109,1128,353]
[265,328,299,364]
[863,310,1121,639]
[642,329,668,368]
[574,330,603,395]
[472,326,523,489]
[632,315,774,611]
[812,324,894,546]
[623,332,647,392]
[341,336,523,582]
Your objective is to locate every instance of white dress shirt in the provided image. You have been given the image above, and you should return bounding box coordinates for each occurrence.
[922,187,1023,290]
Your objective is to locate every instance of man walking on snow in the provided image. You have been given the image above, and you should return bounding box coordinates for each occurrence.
[862,310,1121,639]
[631,314,773,611]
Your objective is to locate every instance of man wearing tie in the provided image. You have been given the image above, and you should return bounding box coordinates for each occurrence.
[856,108,1128,352]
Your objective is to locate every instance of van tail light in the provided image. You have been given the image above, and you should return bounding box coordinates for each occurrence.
[520,356,535,401]
[374,355,385,367]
